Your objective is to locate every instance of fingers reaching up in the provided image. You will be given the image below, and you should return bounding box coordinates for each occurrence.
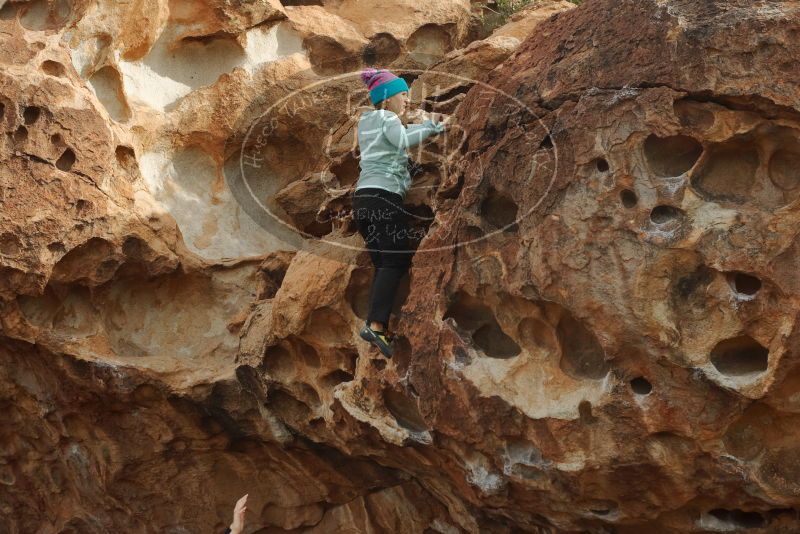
[230,494,248,534]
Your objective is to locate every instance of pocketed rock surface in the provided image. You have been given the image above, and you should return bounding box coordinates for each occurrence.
[3,0,800,532]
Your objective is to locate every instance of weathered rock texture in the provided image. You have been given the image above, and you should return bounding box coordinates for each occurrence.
[3,0,800,532]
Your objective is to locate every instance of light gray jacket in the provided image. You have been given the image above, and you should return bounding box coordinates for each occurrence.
[355,109,445,198]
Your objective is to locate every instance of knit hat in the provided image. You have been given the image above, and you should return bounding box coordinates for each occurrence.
[361,67,409,105]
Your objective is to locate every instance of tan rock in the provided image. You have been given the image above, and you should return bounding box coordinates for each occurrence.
[330,0,475,68]
[284,5,367,75]
[491,0,575,41]
[4,0,800,532]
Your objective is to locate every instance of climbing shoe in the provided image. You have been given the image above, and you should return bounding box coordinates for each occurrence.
[359,324,393,358]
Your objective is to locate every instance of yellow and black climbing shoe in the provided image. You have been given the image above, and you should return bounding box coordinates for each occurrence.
[359,324,393,358]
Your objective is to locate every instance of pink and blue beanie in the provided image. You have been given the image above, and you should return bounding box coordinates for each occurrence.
[361,67,409,105]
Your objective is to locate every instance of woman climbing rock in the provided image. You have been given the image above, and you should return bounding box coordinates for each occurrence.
[353,67,448,357]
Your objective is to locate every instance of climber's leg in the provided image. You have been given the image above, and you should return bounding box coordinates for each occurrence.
[364,192,413,331]
[352,188,414,356]
[352,188,391,339]
[366,266,408,328]
[353,188,384,266]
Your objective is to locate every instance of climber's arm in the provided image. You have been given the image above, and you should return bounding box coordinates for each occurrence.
[227,494,247,534]
[405,119,446,147]
[382,112,445,149]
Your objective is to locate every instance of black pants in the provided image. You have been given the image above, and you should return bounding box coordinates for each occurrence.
[352,187,414,327]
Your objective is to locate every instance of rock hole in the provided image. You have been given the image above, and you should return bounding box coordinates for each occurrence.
[56,148,75,171]
[539,135,553,150]
[480,186,518,231]
[371,359,387,371]
[137,29,249,110]
[307,417,326,432]
[768,149,800,191]
[121,236,145,258]
[330,153,359,187]
[595,158,609,172]
[710,335,769,377]
[20,0,71,31]
[707,509,765,529]
[407,23,453,67]
[643,134,702,177]
[400,72,420,87]
[620,189,638,208]
[0,2,17,20]
[50,133,63,146]
[306,36,359,76]
[0,102,4,121]
[268,389,311,422]
[264,344,294,380]
[578,400,595,423]
[296,383,321,408]
[303,219,333,238]
[383,389,428,432]
[13,126,28,144]
[445,291,494,330]
[362,33,401,65]
[630,377,652,395]
[692,138,759,203]
[345,267,371,321]
[41,60,67,77]
[0,232,21,256]
[472,321,521,359]
[425,83,472,106]
[23,106,41,125]
[650,205,684,225]
[115,145,136,169]
[556,310,609,380]
[257,251,292,300]
[726,272,761,296]
[75,199,91,214]
[505,438,543,466]
[88,66,131,122]
[444,291,520,359]
[321,369,354,389]
[47,242,65,253]
[19,0,49,30]
[50,237,115,283]
[296,338,321,368]
[453,346,472,366]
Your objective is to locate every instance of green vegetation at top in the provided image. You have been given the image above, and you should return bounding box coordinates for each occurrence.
[480,0,583,35]
[497,0,582,18]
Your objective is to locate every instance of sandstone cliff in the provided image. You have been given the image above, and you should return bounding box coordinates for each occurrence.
[2,0,800,533]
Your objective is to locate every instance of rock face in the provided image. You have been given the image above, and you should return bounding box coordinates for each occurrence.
[3,0,800,532]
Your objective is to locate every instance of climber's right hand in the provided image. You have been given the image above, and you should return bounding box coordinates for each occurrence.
[229,494,248,534]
